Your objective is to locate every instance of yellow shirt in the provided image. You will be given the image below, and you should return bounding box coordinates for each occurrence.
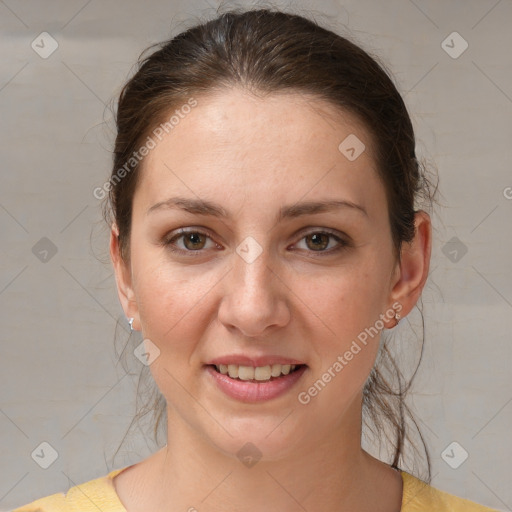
[12,467,498,511]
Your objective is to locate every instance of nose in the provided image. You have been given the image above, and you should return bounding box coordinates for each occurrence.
[217,244,291,338]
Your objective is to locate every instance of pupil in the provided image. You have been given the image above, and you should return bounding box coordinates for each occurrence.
[186,233,203,249]
[309,233,327,250]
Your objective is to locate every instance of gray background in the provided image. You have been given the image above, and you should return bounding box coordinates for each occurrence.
[1,0,511,510]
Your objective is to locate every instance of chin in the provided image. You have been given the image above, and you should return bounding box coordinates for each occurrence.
[202,415,310,464]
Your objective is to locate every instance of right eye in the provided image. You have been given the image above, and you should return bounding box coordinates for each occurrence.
[163,228,220,256]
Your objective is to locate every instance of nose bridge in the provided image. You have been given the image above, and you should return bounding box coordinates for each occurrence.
[218,234,289,336]
[233,235,275,302]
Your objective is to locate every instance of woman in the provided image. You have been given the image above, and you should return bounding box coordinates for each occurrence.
[13,7,497,512]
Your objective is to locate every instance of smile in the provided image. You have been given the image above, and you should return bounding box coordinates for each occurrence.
[205,364,308,402]
[213,363,300,381]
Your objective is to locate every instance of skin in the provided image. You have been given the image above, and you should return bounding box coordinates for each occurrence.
[110,87,432,512]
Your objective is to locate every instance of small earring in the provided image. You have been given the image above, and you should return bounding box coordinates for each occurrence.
[128,317,134,331]
[394,312,401,327]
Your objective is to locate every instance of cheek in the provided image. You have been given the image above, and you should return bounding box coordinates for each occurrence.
[292,260,388,394]
[136,269,180,329]
[297,263,386,342]
[296,273,382,411]
[131,256,203,346]
[133,266,204,395]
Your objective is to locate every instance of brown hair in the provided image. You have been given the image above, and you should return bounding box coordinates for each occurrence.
[105,7,438,481]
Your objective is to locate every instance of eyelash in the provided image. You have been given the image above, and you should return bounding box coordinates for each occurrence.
[162,228,350,257]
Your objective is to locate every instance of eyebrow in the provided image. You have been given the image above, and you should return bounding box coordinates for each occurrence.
[147,196,368,221]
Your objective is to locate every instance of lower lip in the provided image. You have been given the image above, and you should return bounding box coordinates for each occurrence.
[205,365,307,403]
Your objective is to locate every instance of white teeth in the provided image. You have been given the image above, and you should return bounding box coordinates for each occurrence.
[271,364,282,377]
[254,365,272,381]
[238,366,254,381]
[281,364,291,375]
[214,363,298,381]
[227,364,238,378]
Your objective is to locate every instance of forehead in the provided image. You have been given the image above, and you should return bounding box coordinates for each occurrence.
[147,87,373,162]
[134,88,386,220]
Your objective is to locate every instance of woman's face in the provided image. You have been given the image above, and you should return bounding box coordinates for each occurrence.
[112,88,424,460]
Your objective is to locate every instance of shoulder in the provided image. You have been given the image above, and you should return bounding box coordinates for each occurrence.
[400,471,498,511]
[11,467,128,512]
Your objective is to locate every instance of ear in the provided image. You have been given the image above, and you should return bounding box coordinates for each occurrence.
[386,210,432,323]
[110,224,140,331]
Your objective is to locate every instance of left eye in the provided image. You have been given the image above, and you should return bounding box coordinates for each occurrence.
[294,231,346,253]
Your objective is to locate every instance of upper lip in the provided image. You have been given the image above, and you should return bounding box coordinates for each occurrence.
[206,355,306,367]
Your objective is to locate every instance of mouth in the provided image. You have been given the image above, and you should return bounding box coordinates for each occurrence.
[207,363,307,383]
[205,362,308,402]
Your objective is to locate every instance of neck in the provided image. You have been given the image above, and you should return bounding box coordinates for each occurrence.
[129,396,402,512]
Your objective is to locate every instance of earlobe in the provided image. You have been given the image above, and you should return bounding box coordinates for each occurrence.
[110,224,140,330]
[387,210,432,322]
